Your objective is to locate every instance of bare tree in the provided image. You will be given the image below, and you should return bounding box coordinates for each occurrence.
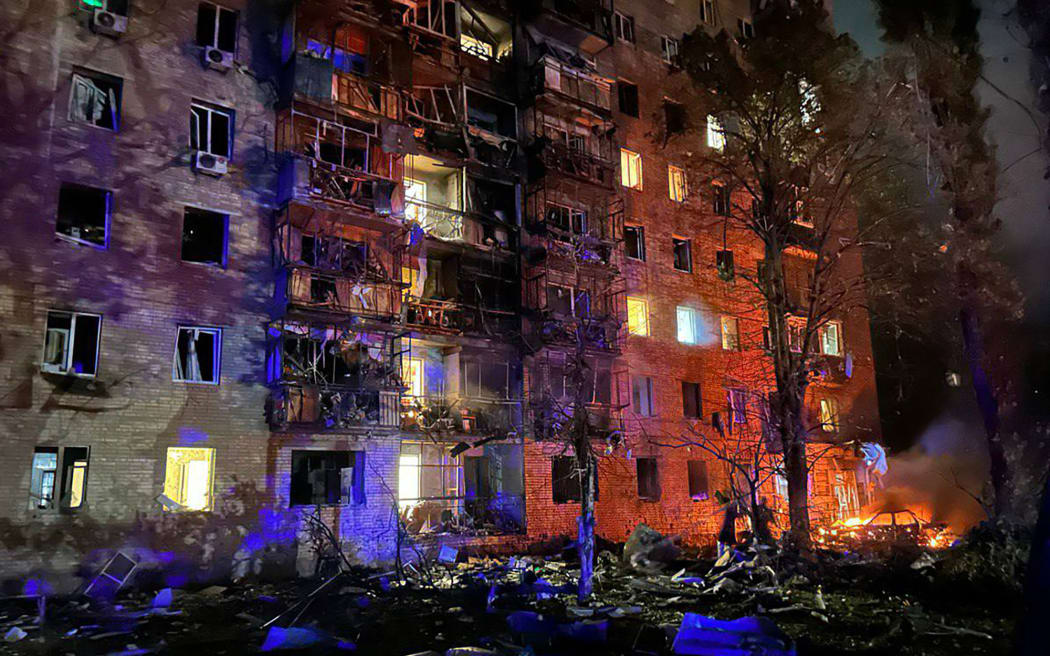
[677,0,901,548]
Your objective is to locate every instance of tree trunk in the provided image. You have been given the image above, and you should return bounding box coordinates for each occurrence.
[576,444,596,603]
[958,303,1010,518]
[1017,474,1050,655]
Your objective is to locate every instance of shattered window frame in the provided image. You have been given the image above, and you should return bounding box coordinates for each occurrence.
[668,165,687,202]
[624,224,646,261]
[720,316,740,351]
[706,114,726,152]
[32,446,91,512]
[727,388,748,424]
[56,182,111,248]
[290,449,364,507]
[660,36,680,65]
[68,68,122,131]
[172,326,223,385]
[688,459,709,499]
[699,0,714,25]
[819,397,840,432]
[190,101,234,158]
[41,310,102,378]
[819,320,843,356]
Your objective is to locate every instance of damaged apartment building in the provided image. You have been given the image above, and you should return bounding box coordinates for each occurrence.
[0,0,883,581]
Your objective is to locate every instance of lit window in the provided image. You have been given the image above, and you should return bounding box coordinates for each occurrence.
[64,448,89,510]
[668,165,687,202]
[620,148,642,190]
[720,316,740,351]
[42,311,101,377]
[460,34,494,60]
[163,447,215,511]
[403,357,424,397]
[626,297,650,336]
[660,36,680,64]
[706,114,725,152]
[819,398,840,432]
[401,265,419,299]
[676,306,704,345]
[190,102,233,158]
[819,321,842,356]
[173,326,222,384]
[404,177,427,222]
[196,2,238,53]
[398,453,420,508]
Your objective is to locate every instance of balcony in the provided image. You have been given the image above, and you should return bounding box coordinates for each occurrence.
[401,394,523,436]
[523,0,613,54]
[528,394,623,441]
[531,57,613,113]
[394,0,460,40]
[536,314,620,352]
[281,266,401,321]
[269,384,400,431]
[531,140,616,188]
[403,296,518,336]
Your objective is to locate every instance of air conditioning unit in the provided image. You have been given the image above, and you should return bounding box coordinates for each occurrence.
[92,8,127,37]
[194,151,228,176]
[202,46,233,72]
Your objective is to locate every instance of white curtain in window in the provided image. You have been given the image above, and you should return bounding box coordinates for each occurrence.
[70,74,107,124]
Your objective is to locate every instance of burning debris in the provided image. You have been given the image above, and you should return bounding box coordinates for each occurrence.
[815,508,957,553]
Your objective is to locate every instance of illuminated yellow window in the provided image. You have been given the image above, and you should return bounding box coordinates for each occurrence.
[626,297,650,336]
[620,148,642,190]
[403,177,427,222]
[401,266,419,299]
[403,357,424,397]
[460,34,494,60]
[163,447,215,511]
[720,316,740,351]
[819,398,840,432]
[67,456,88,509]
[668,165,687,202]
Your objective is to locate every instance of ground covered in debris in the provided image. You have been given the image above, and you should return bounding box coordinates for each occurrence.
[0,534,1021,655]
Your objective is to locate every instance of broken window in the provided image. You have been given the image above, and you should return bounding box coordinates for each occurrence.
[42,310,101,377]
[660,36,680,65]
[672,238,692,272]
[57,183,110,247]
[737,18,755,40]
[69,68,122,130]
[163,447,215,511]
[688,460,709,499]
[614,11,635,42]
[720,316,740,351]
[700,0,714,24]
[713,183,731,216]
[190,102,233,157]
[545,203,587,235]
[617,81,639,117]
[636,457,660,500]
[716,249,735,279]
[819,398,840,432]
[620,148,642,190]
[668,165,687,202]
[196,2,237,53]
[727,388,748,424]
[819,321,843,356]
[676,306,703,345]
[460,34,494,59]
[624,225,645,261]
[290,450,364,506]
[551,455,598,504]
[706,114,725,152]
[462,360,510,399]
[582,359,612,405]
[664,100,687,135]
[682,381,702,419]
[631,375,655,416]
[181,207,227,266]
[626,297,649,337]
[28,448,57,510]
[466,89,516,139]
[173,326,221,384]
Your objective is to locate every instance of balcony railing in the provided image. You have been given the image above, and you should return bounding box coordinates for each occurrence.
[536,314,620,352]
[403,296,518,336]
[525,0,613,53]
[280,156,397,215]
[534,140,616,187]
[533,57,612,112]
[283,266,401,320]
[528,395,623,441]
[405,199,464,240]
[269,384,400,431]
[394,0,459,40]
[334,72,401,120]
[401,394,523,436]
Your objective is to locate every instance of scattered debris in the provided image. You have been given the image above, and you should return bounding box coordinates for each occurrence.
[671,614,795,656]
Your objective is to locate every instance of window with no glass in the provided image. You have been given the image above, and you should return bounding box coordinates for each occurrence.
[69,68,122,130]
[181,207,228,266]
[196,2,237,52]
[42,311,101,377]
[57,183,110,247]
[173,326,222,384]
[291,450,365,506]
[672,238,692,272]
[682,381,702,419]
[29,446,90,512]
[163,447,215,511]
[190,102,233,157]
[636,457,660,500]
[631,375,655,416]
[618,80,639,117]
[624,225,646,261]
[688,460,709,499]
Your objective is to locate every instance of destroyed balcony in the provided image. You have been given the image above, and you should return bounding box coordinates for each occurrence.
[527,393,624,442]
[522,0,613,54]
[401,394,523,437]
[283,52,401,120]
[403,296,519,336]
[524,196,624,268]
[535,314,621,353]
[268,384,400,431]
[278,155,397,215]
[529,139,616,188]
[394,0,460,40]
[279,266,402,322]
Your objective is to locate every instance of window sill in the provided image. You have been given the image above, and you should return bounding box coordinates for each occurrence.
[173,379,221,386]
[56,233,108,250]
[40,368,97,380]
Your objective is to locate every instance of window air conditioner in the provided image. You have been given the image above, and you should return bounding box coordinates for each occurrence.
[194,151,228,176]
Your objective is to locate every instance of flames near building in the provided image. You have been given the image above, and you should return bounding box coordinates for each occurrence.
[0,0,882,583]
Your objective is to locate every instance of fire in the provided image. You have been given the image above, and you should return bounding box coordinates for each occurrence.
[814,504,957,552]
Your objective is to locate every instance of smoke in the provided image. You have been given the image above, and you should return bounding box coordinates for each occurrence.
[878,417,989,533]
